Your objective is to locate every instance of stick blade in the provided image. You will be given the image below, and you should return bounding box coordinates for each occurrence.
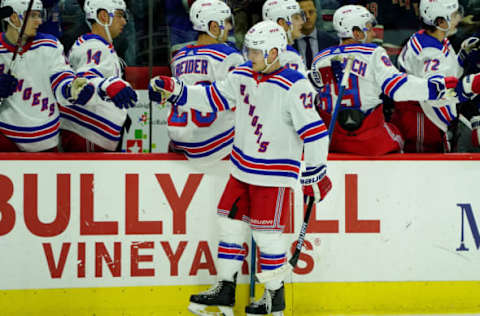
[255,264,292,283]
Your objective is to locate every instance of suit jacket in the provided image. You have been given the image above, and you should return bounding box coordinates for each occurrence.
[294,28,338,69]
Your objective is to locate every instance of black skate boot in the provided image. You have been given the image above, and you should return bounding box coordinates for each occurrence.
[245,283,285,316]
[188,279,236,316]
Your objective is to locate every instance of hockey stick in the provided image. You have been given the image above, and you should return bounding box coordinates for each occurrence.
[255,56,355,284]
[249,238,256,303]
[8,0,35,74]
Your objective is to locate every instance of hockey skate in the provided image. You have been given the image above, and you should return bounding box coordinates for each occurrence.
[188,279,236,316]
[245,284,285,316]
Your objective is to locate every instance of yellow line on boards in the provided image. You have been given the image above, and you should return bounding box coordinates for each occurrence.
[0,281,479,316]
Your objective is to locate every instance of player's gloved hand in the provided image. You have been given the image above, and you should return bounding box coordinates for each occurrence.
[300,165,332,203]
[456,73,480,102]
[149,75,184,105]
[63,77,95,105]
[0,73,18,98]
[427,75,458,100]
[471,116,480,147]
[458,36,480,68]
[330,58,344,83]
[100,77,137,109]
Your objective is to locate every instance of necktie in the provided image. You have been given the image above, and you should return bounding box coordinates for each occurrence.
[304,36,313,70]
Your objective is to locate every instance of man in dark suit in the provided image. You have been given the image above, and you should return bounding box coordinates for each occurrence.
[294,0,338,69]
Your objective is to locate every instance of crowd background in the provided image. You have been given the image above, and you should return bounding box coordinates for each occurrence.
[7,0,477,67]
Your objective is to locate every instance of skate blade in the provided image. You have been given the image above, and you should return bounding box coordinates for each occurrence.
[188,302,234,316]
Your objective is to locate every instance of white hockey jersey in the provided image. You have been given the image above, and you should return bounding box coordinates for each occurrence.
[312,43,445,115]
[174,61,329,188]
[0,33,78,152]
[281,45,307,76]
[398,30,463,132]
[61,33,128,151]
[169,43,244,162]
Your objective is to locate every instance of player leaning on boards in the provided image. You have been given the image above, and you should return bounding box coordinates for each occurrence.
[393,0,480,152]
[309,4,464,156]
[150,21,332,316]
[262,0,307,75]
[0,0,102,152]
[60,0,137,152]
[165,0,244,162]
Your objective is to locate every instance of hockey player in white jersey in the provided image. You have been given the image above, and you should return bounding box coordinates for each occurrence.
[150,21,332,316]
[262,0,308,75]
[60,0,137,152]
[0,0,113,152]
[162,0,244,162]
[393,0,463,152]
[309,5,459,155]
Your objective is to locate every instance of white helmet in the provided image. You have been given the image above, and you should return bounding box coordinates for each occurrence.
[243,20,287,73]
[262,0,302,25]
[262,0,303,42]
[189,0,232,40]
[419,0,460,31]
[333,5,375,40]
[1,0,43,31]
[84,0,126,41]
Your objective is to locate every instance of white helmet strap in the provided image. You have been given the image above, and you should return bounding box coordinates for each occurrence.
[206,20,225,41]
[262,48,280,73]
[93,11,114,42]
[7,18,21,33]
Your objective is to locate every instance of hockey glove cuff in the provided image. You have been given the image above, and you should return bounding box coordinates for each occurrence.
[300,165,332,203]
[100,77,138,109]
[456,74,480,102]
[427,75,458,100]
[471,116,480,147]
[149,75,185,105]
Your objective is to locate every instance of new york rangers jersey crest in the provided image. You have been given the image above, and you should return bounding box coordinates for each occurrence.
[0,33,76,151]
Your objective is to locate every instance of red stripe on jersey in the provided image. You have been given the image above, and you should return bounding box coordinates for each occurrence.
[51,73,73,90]
[0,121,60,138]
[197,49,227,59]
[60,106,121,137]
[231,150,300,173]
[300,125,327,140]
[210,85,225,111]
[180,129,234,154]
[271,75,292,87]
[384,74,405,96]
[439,106,452,121]
[218,247,247,255]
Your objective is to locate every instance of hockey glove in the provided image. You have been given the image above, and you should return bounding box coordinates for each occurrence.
[63,77,95,106]
[0,73,18,98]
[330,58,344,83]
[149,75,185,105]
[471,116,480,147]
[427,75,458,100]
[456,73,480,102]
[458,36,480,69]
[100,77,138,109]
[300,165,332,203]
